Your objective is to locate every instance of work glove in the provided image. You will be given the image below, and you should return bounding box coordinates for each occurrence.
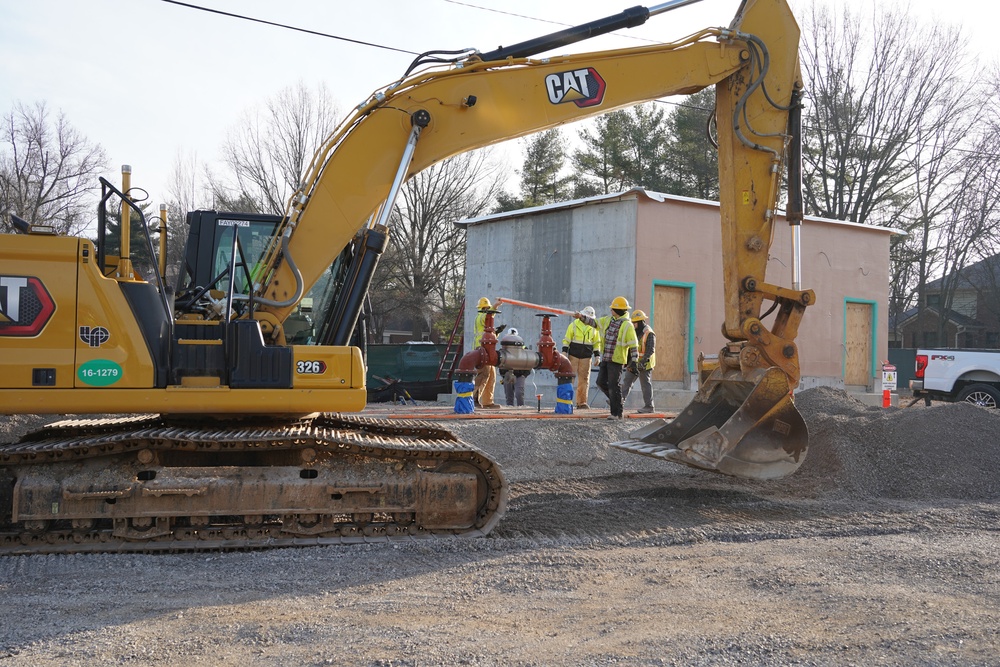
[628,362,639,375]
[495,324,506,334]
[592,349,600,358]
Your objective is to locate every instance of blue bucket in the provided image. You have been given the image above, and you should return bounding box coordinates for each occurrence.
[453,381,475,414]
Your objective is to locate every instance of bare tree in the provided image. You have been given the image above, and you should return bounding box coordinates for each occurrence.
[799,2,999,348]
[0,101,108,234]
[159,150,217,283]
[370,150,504,341]
[800,2,968,226]
[906,99,994,337]
[938,164,1000,305]
[210,81,341,214]
[167,149,214,215]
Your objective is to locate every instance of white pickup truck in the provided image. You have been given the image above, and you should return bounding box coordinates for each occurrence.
[909,349,1000,408]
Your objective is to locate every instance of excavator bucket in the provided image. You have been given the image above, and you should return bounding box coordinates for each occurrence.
[611,367,808,480]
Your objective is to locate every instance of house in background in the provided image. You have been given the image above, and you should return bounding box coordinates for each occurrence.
[459,189,900,404]
[895,254,1000,349]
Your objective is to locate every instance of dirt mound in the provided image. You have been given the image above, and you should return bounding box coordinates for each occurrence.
[790,386,1000,501]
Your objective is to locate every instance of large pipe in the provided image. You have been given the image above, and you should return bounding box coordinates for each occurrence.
[494,297,574,316]
[455,311,575,380]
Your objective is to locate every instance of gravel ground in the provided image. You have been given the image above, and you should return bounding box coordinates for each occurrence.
[1,387,999,666]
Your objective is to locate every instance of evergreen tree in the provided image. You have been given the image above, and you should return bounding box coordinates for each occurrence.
[519,129,569,206]
[571,104,669,195]
[572,111,630,195]
[621,103,668,191]
[661,89,719,200]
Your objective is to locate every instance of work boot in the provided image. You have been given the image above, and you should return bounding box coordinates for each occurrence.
[636,406,655,414]
[474,399,482,408]
[482,403,501,409]
[577,403,589,409]
[606,414,623,421]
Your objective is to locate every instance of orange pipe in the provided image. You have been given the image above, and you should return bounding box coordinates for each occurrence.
[494,297,575,316]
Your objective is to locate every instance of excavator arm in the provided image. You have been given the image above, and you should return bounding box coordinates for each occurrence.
[250,0,812,479]
[252,0,804,333]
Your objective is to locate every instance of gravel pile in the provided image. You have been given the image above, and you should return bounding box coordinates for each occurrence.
[790,386,1000,501]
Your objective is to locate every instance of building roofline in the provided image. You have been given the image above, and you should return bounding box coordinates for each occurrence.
[458,188,905,235]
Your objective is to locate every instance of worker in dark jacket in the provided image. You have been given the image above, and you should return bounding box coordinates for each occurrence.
[576,296,638,420]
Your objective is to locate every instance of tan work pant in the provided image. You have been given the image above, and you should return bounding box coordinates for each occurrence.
[474,365,496,406]
[569,355,593,406]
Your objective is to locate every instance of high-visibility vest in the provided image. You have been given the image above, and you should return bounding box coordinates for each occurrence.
[637,328,656,370]
[595,314,638,365]
[562,319,601,354]
[473,311,487,348]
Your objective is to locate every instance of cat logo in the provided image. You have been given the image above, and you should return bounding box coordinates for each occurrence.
[0,275,56,337]
[544,67,606,108]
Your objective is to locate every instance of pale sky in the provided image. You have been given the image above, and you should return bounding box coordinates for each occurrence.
[1,0,997,211]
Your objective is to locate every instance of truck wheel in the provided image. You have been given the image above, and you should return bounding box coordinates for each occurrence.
[957,383,1000,408]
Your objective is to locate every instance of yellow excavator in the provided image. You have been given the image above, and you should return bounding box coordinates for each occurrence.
[0,0,812,553]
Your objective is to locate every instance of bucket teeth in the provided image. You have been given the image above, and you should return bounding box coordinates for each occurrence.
[611,367,809,480]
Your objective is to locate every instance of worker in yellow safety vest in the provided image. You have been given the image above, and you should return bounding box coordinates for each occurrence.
[620,309,656,414]
[473,297,504,409]
[575,296,638,420]
[562,305,601,409]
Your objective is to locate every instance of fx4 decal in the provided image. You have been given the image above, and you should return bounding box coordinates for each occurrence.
[0,276,56,337]
[545,67,606,108]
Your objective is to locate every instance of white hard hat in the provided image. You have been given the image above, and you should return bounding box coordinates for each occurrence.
[508,328,518,337]
[582,306,596,318]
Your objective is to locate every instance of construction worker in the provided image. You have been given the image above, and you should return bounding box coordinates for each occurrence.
[473,297,503,409]
[562,306,601,409]
[621,309,656,413]
[576,296,638,420]
[500,328,531,407]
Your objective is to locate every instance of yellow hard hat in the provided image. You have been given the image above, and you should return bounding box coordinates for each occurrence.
[610,296,630,311]
[477,297,492,310]
[631,309,648,322]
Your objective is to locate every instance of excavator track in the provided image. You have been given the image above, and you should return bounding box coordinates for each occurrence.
[0,413,507,555]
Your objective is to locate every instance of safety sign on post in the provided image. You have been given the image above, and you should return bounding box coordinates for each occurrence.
[881,362,897,408]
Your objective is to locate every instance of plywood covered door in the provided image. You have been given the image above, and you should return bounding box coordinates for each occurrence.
[844,301,873,388]
[652,285,688,382]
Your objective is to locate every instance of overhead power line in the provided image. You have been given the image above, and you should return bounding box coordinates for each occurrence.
[159,0,419,56]
[442,0,570,27]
